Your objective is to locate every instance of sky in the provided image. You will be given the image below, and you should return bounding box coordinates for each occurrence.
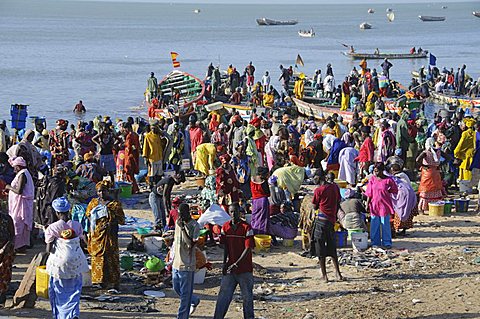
[70,0,477,3]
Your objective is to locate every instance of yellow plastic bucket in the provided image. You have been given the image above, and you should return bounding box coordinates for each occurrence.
[428,202,445,217]
[254,235,272,253]
[36,266,49,299]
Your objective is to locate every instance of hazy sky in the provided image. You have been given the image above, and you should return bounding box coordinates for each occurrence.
[72,0,477,3]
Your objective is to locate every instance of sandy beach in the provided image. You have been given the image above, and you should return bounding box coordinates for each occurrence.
[1,178,479,319]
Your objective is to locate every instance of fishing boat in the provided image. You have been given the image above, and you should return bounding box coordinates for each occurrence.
[256,18,298,26]
[359,22,372,30]
[387,12,395,22]
[193,9,200,14]
[442,6,448,9]
[419,15,446,22]
[429,91,480,108]
[298,29,315,38]
[473,11,480,18]
[293,98,355,122]
[344,51,428,60]
[155,70,205,118]
[368,8,375,14]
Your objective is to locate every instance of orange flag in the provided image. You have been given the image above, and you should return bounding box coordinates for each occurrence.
[170,52,180,68]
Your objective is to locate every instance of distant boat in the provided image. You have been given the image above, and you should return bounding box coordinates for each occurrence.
[256,18,298,26]
[298,29,315,38]
[343,51,428,60]
[359,22,372,30]
[386,8,393,13]
[193,9,200,14]
[442,6,448,9]
[473,11,480,18]
[419,15,446,22]
[368,8,375,14]
[387,12,395,22]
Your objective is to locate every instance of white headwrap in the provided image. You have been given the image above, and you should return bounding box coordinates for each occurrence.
[425,137,438,162]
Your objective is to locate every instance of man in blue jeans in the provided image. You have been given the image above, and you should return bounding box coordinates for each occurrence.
[172,203,200,318]
[213,203,255,319]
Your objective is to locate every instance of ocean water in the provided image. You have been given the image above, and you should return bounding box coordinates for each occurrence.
[0,0,479,126]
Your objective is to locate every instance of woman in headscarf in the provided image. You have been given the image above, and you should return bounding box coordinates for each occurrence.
[374,120,396,163]
[365,162,398,248]
[122,122,140,194]
[265,127,289,171]
[49,120,70,167]
[250,118,266,166]
[389,161,418,235]
[45,197,88,319]
[454,117,476,184]
[338,189,367,231]
[215,153,239,212]
[0,209,15,307]
[417,137,444,214]
[338,134,359,185]
[244,125,260,176]
[355,126,374,178]
[36,164,67,227]
[6,157,34,252]
[250,167,270,235]
[85,181,125,289]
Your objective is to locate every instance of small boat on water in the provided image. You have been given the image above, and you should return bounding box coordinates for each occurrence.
[442,6,448,9]
[368,8,375,14]
[193,9,200,14]
[386,8,393,13]
[298,29,315,38]
[429,90,480,108]
[344,51,428,60]
[359,22,372,30]
[256,18,298,26]
[387,12,395,22]
[155,70,205,118]
[419,15,446,22]
[473,11,480,18]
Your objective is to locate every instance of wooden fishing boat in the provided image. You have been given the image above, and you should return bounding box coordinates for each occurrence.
[298,29,315,38]
[429,91,480,108]
[473,11,480,18]
[293,98,357,122]
[155,70,205,118]
[256,18,298,26]
[359,22,372,30]
[419,15,446,22]
[344,51,428,60]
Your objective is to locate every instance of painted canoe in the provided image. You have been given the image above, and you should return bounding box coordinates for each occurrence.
[293,97,357,122]
[429,91,480,108]
[344,51,428,60]
[419,15,446,22]
[156,70,205,118]
[256,18,298,26]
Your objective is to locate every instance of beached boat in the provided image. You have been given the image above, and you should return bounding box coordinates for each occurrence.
[359,22,372,30]
[368,8,375,14]
[156,70,205,118]
[344,51,428,60]
[473,11,480,18]
[293,98,355,122]
[298,29,315,38]
[256,18,298,26]
[419,15,446,22]
[429,91,480,108]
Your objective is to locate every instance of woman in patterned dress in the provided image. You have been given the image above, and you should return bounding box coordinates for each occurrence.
[417,138,444,214]
[86,181,125,289]
[0,210,14,307]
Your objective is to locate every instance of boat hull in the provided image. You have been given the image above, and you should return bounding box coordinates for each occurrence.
[293,98,356,122]
[429,91,480,108]
[419,15,446,21]
[256,18,298,26]
[473,11,480,18]
[344,52,427,60]
[155,70,205,118]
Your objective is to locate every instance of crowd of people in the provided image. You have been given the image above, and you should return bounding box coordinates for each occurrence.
[0,59,478,318]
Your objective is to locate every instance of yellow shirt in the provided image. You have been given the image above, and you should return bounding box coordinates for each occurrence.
[142,131,163,163]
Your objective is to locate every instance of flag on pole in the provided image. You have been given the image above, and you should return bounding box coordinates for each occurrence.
[170,51,181,68]
[429,53,436,66]
[295,54,304,67]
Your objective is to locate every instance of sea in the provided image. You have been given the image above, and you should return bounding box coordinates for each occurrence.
[1,0,479,127]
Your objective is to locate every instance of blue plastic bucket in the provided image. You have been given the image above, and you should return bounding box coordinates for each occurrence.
[335,231,348,248]
[454,199,469,213]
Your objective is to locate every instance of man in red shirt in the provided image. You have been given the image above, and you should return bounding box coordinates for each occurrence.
[312,170,344,283]
[213,203,255,319]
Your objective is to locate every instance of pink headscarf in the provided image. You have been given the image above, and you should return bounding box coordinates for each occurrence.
[9,156,27,168]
